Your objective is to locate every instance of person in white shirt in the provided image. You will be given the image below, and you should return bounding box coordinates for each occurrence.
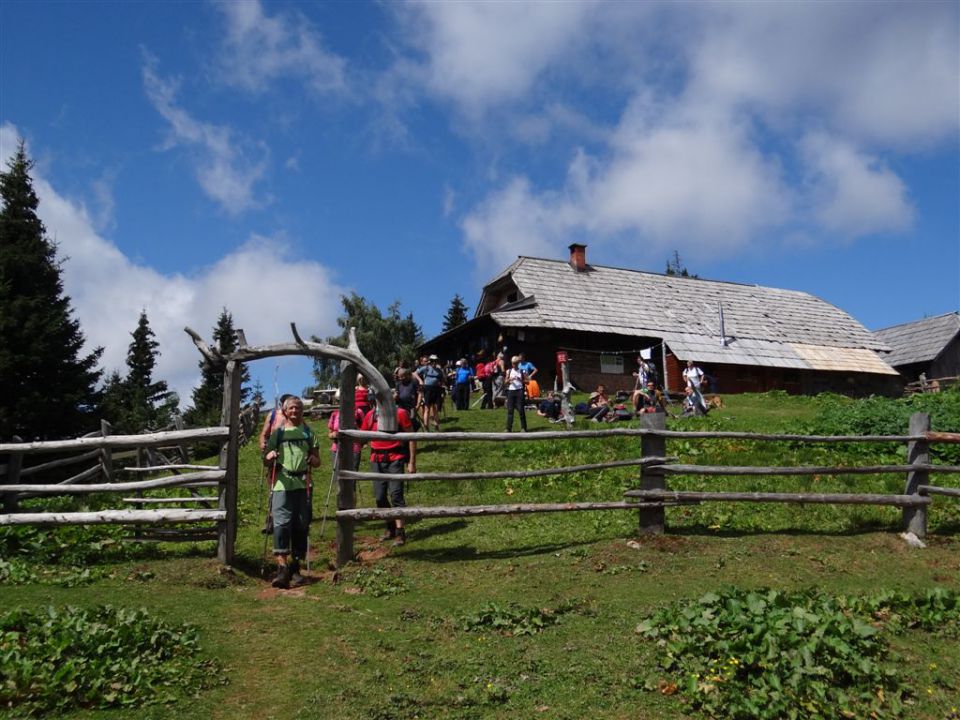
[683,360,706,411]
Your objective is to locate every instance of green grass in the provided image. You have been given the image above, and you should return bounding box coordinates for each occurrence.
[1,392,959,719]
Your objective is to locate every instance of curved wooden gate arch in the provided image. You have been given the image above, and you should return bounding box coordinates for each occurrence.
[185,323,396,563]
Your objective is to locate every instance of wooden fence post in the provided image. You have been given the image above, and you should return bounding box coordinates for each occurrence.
[218,360,241,564]
[560,359,574,429]
[903,411,929,538]
[336,362,358,568]
[100,420,114,483]
[637,414,666,534]
[2,436,23,513]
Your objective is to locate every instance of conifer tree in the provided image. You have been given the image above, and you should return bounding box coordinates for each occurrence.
[442,293,469,332]
[0,140,102,440]
[184,308,249,427]
[120,310,176,432]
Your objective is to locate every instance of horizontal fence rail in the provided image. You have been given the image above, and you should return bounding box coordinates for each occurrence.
[339,456,672,483]
[0,470,225,495]
[0,427,229,455]
[333,411,959,567]
[0,509,226,527]
[339,428,945,443]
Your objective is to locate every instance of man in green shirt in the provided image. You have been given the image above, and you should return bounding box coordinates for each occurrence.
[263,396,320,588]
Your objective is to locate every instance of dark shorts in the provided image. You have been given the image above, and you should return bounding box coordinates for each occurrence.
[423,385,442,406]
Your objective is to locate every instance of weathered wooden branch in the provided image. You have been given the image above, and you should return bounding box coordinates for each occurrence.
[926,430,960,444]
[0,449,101,478]
[337,501,679,521]
[919,485,960,498]
[0,509,225,527]
[184,326,223,366]
[122,464,219,473]
[339,457,672,483]
[0,470,225,495]
[122,496,218,504]
[339,428,925,443]
[59,464,102,486]
[0,427,229,455]
[624,489,932,506]
[658,463,959,477]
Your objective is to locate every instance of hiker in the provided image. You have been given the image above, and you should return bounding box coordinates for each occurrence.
[518,353,538,381]
[262,396,320,589]
[395,368,422,429]
[453,358,474,411]
[476,353,495,410]
[640,381,666,413]
[537,392,562,422]
[631,357,651,411]
[587,384,611,421]
[354,374,372,418]
[258,393,292,452]
[361,396,416,546]
[327,406,364,470]
[416,354,445,431]
[504,355,528,432]
[683,360,706,412]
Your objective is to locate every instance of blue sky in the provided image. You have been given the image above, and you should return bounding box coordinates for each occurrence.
[2,0,958,406]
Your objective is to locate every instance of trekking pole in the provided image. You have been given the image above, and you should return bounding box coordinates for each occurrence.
[306,469,313,574]
[260,458,277,575]
[318,449,339,539]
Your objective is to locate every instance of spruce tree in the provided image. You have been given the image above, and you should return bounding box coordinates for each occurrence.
[442,293,469,332]
[184,307,249,428]
[0,140,102,440]
[122,310,175,431]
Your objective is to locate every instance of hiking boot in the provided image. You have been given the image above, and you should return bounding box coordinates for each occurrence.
[271,564,291,589]
[289,560,306,587]
[380,520,396,542]
[393,529,407,547]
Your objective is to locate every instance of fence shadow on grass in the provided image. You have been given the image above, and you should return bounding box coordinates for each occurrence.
[399,538,594,563]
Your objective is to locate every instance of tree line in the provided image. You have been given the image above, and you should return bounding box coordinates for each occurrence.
[0,140,475,442]
[0,141,254,441]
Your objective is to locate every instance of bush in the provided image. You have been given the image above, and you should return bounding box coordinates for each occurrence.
[0,605,225,716]
[636,587,960,719]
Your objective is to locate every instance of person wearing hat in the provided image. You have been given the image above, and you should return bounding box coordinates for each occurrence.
[453,357,474,411]
[417,354,445,432]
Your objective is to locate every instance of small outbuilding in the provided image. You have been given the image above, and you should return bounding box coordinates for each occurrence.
[874,312,960,385]
[421,245,900,397]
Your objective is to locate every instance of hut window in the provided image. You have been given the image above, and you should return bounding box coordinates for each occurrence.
[600,355,623,374]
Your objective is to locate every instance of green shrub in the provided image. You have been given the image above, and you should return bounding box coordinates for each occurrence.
[459,600,578,636]
[636,587,960,719]
[0,605,224,716]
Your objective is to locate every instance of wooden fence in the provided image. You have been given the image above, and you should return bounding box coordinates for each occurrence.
[0,418,238,561]
[334,411,960,566]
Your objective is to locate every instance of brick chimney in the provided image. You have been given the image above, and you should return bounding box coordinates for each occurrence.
[568,243,587,272]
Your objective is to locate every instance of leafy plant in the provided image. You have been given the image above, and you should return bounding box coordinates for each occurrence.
[460,601,577,636]
[0,605,225,716]
[347,566,408,597]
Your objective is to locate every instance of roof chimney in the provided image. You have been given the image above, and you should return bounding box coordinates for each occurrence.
[568,243,587,272]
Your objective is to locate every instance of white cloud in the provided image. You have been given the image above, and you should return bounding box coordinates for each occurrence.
[2,123,346,407]
[688,2,960,147]
[434,2,954,270]
[461,177,572,278]
[801,132,913,237]
[214,0,346,95]
[460,100,791,275]
[397,1,592,115]
[142,53,268,215]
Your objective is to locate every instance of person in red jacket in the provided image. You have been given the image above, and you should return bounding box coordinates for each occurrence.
[361,398,417,546]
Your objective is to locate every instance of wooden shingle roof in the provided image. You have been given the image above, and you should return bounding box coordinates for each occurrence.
[874,312,960,367]
[484,256,897,375]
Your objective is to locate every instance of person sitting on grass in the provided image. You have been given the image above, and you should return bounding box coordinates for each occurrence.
[537,391,562,421]
[263,396,320,589]
[587,384,611,421]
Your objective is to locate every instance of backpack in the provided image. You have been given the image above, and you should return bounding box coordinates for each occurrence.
[397,379,418,410]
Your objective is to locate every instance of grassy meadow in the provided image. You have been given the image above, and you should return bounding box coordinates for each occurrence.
[2,391,959,719]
